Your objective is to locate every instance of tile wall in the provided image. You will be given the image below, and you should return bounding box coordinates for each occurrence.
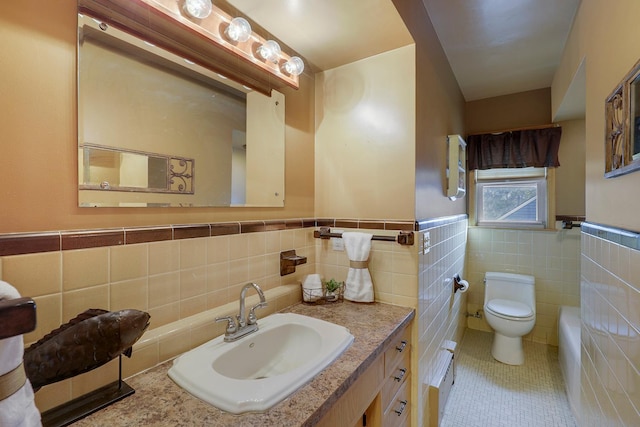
[308,223,423,425]
[417,216,468,426]
[1,225,316,411]
[305,214,468,426]
[0,218,419,413]
[1,227,316,345]
[314,229,418,308]
[465,224,581,345]
[580,223,640,426]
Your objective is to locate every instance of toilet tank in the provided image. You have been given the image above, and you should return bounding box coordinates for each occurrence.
[484,272,535,309]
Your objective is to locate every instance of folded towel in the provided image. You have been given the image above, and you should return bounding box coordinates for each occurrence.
[302,274,323,302]
[0,281,42,427]
[342,232,374,302]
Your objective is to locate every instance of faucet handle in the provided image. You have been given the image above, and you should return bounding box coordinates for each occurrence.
[247,302,268,325]
[215,316,237,334]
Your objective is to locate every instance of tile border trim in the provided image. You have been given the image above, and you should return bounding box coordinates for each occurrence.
[581,221,640,251]
[416,214,468,231]
[556,215,586,222]
[0,217,422,257]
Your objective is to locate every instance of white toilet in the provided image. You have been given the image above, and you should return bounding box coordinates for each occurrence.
[483,272,536,365]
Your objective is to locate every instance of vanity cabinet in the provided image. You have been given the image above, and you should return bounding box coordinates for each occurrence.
[67,301,414,427]
[317,321,412,427]
[380,324,411,427]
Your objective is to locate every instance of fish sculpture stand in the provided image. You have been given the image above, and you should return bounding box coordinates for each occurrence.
[23,308,150,427]
[24,308,150,390]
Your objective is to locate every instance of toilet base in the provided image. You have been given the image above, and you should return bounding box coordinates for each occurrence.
[492,333,525,365]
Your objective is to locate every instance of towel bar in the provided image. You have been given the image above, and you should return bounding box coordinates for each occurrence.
[313,227,414,246]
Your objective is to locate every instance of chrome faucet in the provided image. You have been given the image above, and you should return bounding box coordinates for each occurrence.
[215,282,267,342]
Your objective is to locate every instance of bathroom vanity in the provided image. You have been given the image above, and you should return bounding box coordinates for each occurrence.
[70,301,414,426]
[316,320,412,427]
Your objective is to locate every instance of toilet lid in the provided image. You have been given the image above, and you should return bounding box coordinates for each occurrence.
[486,299,533,318]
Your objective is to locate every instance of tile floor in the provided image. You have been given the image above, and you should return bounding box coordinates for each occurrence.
[440,329,577,427]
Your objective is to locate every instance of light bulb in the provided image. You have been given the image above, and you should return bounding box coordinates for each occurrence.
[282,56,304,76]
[225,17,252,42]
[182,0,212,19]
[257,40,281,63]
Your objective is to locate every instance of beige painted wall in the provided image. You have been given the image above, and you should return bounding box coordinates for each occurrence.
[314,0,468,223]
[314,45,416,220]
[465,88,552,135]
[553,0,640,231]
[556,119,586,216]
[394,0,467,220]
[0,0,314,234]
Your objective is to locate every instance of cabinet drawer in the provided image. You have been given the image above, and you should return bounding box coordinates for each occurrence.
[384,325,411,377]
[381,348,410,409]
[383,378,410,427]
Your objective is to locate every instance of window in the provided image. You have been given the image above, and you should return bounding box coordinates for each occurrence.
[472,167,553,229]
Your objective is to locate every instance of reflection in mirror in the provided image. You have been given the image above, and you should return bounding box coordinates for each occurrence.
[78,14,285,207]
[80,144,194,194]
[631,73,640,161]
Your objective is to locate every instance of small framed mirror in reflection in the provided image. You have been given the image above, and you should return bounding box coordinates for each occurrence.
[80,144,195,194]
[630,72,640,162]
[77,13,285,207]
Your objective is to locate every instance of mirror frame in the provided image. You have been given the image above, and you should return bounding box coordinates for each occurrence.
[605,58,640,178]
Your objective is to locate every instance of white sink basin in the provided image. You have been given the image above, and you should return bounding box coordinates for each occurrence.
[167,312,354,414]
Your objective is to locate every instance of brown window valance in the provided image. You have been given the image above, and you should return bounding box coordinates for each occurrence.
[467,126,562,170]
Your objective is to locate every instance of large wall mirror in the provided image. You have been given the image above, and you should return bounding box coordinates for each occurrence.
[77,12,285,207]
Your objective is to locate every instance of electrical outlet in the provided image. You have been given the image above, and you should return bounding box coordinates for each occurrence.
[332,229,344,251]
[422,232,431,254]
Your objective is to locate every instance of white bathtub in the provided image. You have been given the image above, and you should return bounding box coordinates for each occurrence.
[558,305,580,420]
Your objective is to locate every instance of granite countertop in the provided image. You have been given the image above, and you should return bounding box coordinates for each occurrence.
[72,301,415,427]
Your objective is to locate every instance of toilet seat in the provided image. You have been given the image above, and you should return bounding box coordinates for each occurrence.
[486,299,534,320]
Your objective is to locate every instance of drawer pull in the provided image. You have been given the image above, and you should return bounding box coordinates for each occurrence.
[394,368,406,382]
[394,400,407,416]
[395,340,407,353]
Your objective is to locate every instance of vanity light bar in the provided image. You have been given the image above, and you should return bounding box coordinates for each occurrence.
[257,40,282,63]
[182,0,212,19]
[225,17,252,43]
[181,0,304,77]
[80,0,304,92]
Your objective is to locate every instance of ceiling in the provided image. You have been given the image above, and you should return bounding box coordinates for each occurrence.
[423,0,581,101]
[226,0,581,102]
[226,0,413,72]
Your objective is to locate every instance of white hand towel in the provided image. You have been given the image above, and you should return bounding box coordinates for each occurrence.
[0,281,42,427]
[342,232,374,302]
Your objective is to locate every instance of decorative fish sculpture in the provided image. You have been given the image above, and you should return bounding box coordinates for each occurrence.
[23,308,150,391]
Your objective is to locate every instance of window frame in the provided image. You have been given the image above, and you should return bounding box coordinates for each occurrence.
[468,167,556,230]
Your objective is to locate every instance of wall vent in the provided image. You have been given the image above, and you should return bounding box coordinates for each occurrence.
[428,342,456,427]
